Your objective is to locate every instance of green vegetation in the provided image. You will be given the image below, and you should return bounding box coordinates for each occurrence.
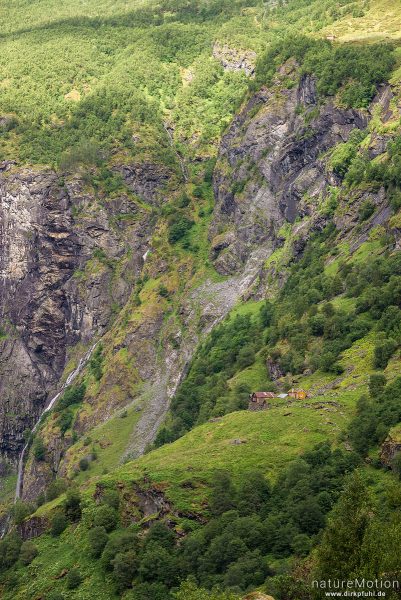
[1,0,401,598]
[155,310,269,445]
[89,345,104,382]
[348,376,401,456]
[158,224,401,448]
[254,35,395,108]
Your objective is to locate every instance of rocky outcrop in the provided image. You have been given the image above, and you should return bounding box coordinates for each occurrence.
[0,163,157,461]
[18,515,49,540]
[210,66,368,276]
[213,42,256,76]
[380,426,401,469]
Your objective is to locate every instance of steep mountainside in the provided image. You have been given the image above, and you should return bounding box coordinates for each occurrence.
[0,1,401,599]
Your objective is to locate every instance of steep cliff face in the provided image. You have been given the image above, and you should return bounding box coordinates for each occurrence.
[210,64,369,276]
[0,163,156,461]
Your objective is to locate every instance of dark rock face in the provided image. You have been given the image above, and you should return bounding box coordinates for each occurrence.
[113,162,171,205]
[210,70,367,275]
[380,431,401,469]
[0,163,155,461]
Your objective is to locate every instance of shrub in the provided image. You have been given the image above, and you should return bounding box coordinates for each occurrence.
[93,505,118,532]
[145,522,175,550]
[88,526,109,558]
[159,285,170,298]
[368,374,386,397]
[46,479,68,501]
[64,489,82,522]
[358,200,375,222]
[66,568,82,589]
[209,470,236,516]
[51,513,68,537]
[168,215,194,244]
[102,489,120,510]
[79,458,90,472]
[0,534,22,570]
[57,409,74,434]
[12,500,33,526]
[46,593,65,600]
[373,339,397,369]
[235,345,255,369]
[112,550,139,592]
[131,583,170,600]
[19,541,38,565]
[33,437,46,461]
[58,383,86,410]
[89,345,104,381]
[101,531,138,571]
[139,542,179,587]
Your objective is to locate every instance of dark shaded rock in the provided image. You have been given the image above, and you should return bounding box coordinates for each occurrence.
[267,358,284,381]
[0,166,155,461]
[210,69,368,275]
[113,162,171,205]
[18,515,49,540]
[380,427,401,469]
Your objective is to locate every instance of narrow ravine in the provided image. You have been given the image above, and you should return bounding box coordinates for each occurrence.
[14,343,98,502]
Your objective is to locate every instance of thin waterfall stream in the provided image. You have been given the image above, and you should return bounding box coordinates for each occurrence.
[14,342,98,502]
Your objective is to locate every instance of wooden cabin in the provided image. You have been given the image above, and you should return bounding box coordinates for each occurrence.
[288,388,307,400]
[249,391,277,410]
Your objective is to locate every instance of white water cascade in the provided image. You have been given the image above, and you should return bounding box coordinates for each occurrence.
[14,342,98,502]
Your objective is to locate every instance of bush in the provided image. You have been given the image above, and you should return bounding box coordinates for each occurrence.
[373,339,397,369]
[51,513,68,537]
[46,593,65,600]
[79,458,90,471]
[57,409,74,435]
[209,471,236,516]
[93,505,118,532]
[159,285,170,298]
[65,489,82,522]
[112,550,139,592]
[66,568,82,589]
[33,437,46,461]
[235,345,255,369]
[88,526,109,558]
[19,541,38,565]
[0,534,22,570]
[101,531,138,571]
[145,522,175,550]
[102,489,120,510]
[168,215,194,244]
[58,383,86,410]
[358,200,375,222]
[131,583,171,600]
[46,479,68,501]
[12,500,33,526]
[369,374,386,397]
[89,345,104,381]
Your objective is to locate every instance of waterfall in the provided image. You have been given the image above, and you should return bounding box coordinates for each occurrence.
[14,342,98,502]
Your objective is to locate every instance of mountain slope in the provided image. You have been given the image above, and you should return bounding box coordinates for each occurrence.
[0,0,401,599]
